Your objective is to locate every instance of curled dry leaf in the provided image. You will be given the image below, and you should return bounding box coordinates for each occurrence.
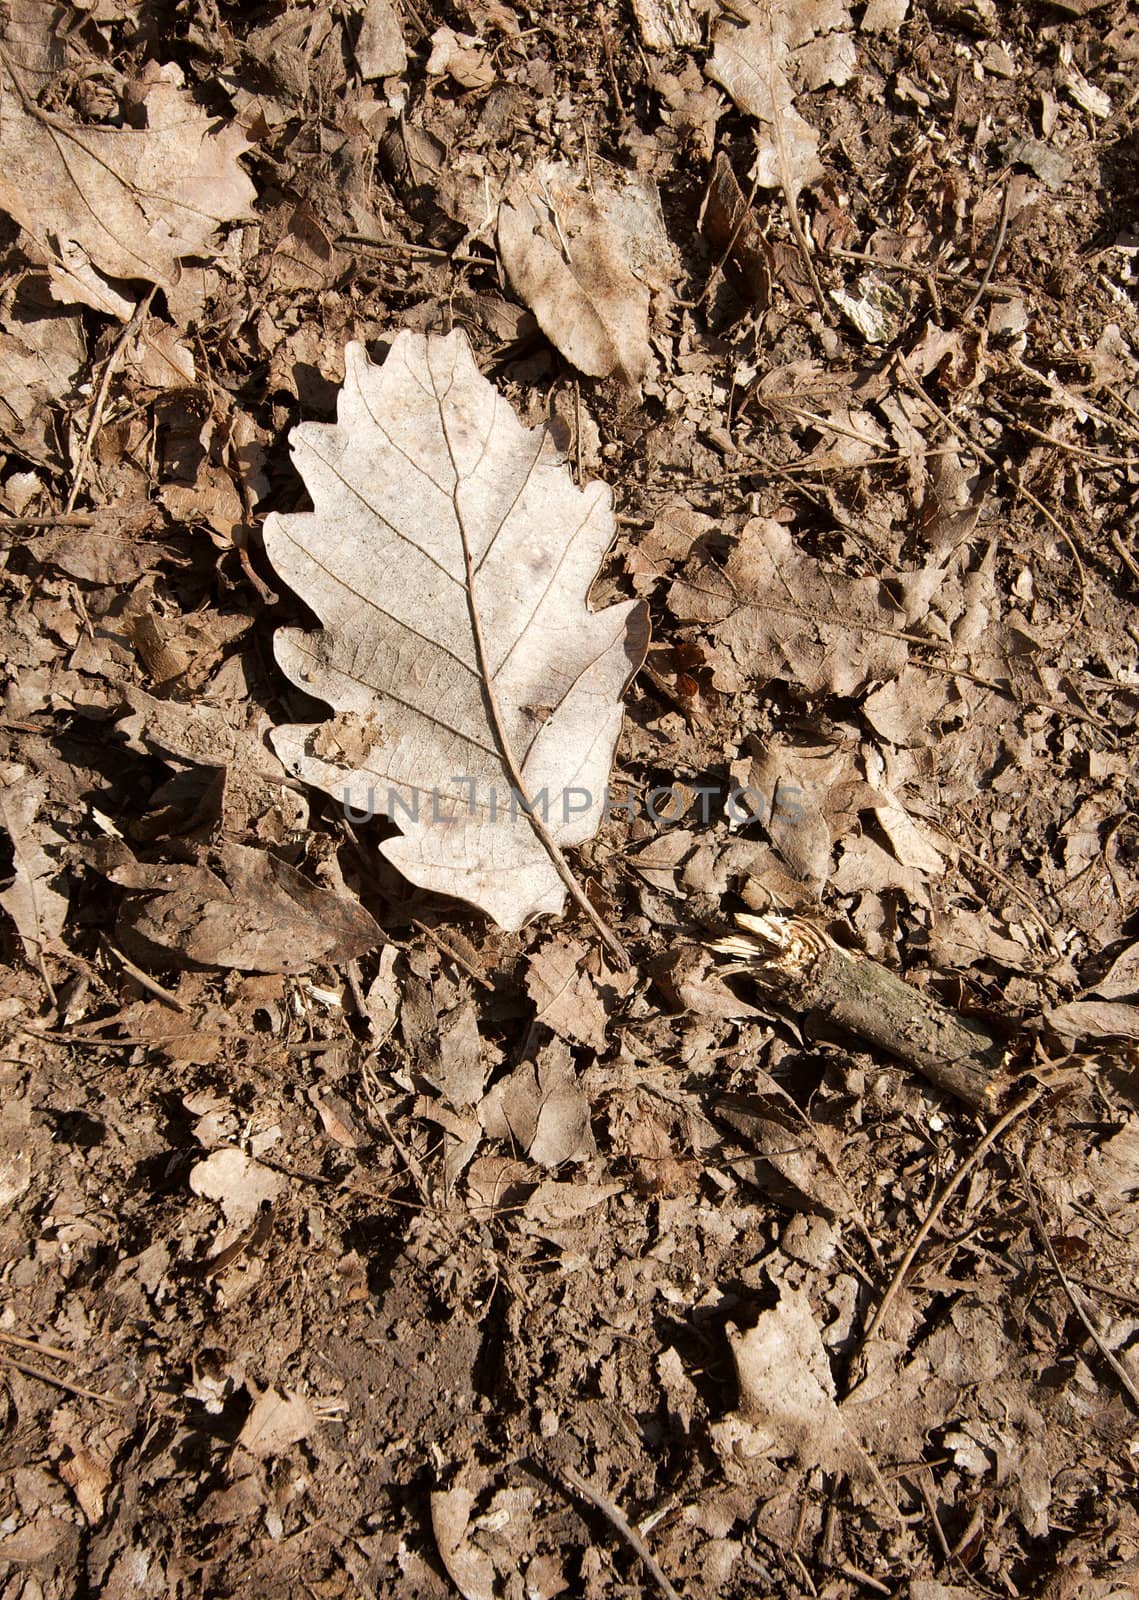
[264,330,649,938]
[430,1486,497,1600]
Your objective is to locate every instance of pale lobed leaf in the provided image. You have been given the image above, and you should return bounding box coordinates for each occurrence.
[264,330,648,932]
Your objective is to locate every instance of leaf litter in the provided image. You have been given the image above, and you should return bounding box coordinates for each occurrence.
[0,0,1138,1595]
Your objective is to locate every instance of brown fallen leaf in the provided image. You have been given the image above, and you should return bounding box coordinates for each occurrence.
[479,1038,594,1167]
[430,1486,497,1600]
[700,151,772,309]
[354,0,408,78]
[58,1444,113,1525]
[237,1386,321,1461]
[0,287,87,465]
[0,765,68,962]
[189,1147,284,1227]
[526,937,610,1053]
[0,57,256,315]
[716,1076,856,1217]
[264,330,648,945]
[115,842,382,973]
[668,516,907,697]
[497,162,673,385]
[713,1285,897,1509]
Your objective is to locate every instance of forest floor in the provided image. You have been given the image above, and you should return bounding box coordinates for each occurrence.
[1,0,1139,1596]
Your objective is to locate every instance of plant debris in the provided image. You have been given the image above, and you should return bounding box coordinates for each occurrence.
[1,0,1138,1594]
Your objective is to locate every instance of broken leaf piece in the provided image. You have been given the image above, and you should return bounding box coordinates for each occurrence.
[0,766,68,961]
[237,1386,322,1460]
[708,0,856,195]
[668,517,907,697]
[714,1285,895,1505]
[264,331,649,933]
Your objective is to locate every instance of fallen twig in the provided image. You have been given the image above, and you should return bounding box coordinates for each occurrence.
[960,179,1014,322]
[848,1084,1047,1374]
[713,912,1008,1110]
[1013,1150,1139,1411]
[66,288,156,514]
[0,1354,124,1409]
[555,1460,682,1600]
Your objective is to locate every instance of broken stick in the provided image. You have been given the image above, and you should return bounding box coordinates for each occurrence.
[712,912,1007,1111]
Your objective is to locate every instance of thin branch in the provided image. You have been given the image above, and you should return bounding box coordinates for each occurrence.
[556,1461,682,1600]
[960,179,1013,322]
[1013,1150,1139,1412]
[850,1085,1047,1370]
[66,288,156,513]
[1,1354,124,1409]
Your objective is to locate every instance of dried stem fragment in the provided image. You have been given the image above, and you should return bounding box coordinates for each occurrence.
[713,912,1007,1109]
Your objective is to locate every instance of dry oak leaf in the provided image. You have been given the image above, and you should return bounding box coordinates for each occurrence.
[264,330,649,934]
[0,59,256,314]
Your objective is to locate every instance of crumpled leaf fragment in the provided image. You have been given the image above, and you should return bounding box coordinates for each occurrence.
[713,1285,895,1505]
[708,0,855,195]
[237,1386,322,1461]
[479,1038,594,1166]
[430,1486,497,1600]
[264,330,648,932]
[113,842,382,973]
[526,936,610,1052]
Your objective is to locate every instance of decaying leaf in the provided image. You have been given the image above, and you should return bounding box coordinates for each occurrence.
[237,1386,321,1460]
[526,936,610,1052]
[0,289,87,464]
[430,1486,497,1600]
[264,330,649,934]
[354,0,407,78]
[701,151,772,308]
[713,1285,895,1506]
[0,59,256,314]
[479,1037,594,1166]
[708,0,856,195]
[497,162,673,384]
[716,1078,855,1216]
[0,765,69,961]
[189,1147,284,1227]
[115,842,382,973]
[668,517,907,697]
